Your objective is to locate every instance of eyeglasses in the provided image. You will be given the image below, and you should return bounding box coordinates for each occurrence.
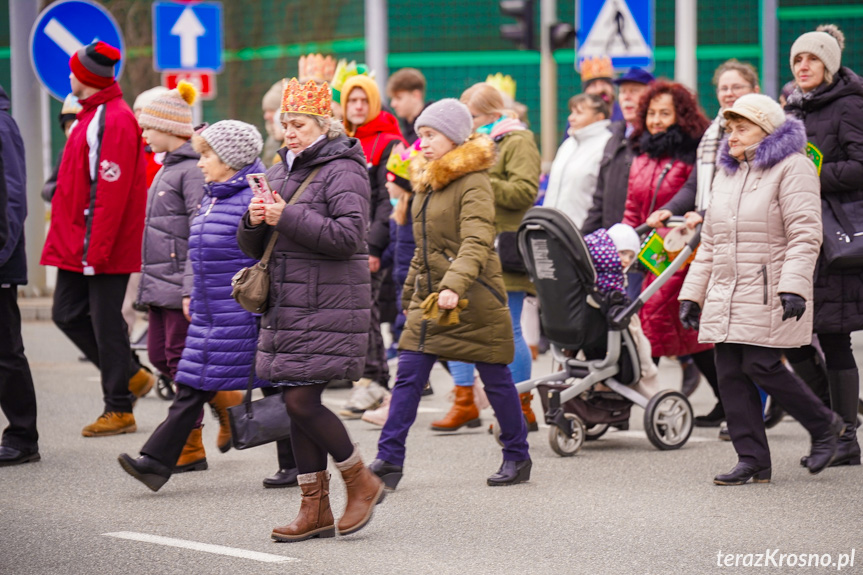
[716,84,751,95]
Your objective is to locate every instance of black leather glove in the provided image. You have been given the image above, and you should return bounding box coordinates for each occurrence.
[780,293,806,321]
[599,290,631,330]
[679,300,701,331]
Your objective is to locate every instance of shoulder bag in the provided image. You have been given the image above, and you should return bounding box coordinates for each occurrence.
[227,367,291,450]
[231,166,322,313]
[821,194,863,269]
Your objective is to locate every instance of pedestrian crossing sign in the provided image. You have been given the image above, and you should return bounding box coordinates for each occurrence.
[577,0,654,71]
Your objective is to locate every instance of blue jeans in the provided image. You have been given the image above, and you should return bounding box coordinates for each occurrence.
[451,291,532,386]
[377,350,530,466]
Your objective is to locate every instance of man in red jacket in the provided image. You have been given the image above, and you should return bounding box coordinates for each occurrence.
[41,41,147,437]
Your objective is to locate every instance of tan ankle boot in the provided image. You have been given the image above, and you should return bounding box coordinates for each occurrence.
[175,427,208,472]
[271,471,336,542]
[431,385,481,431]
[208,391,242,453]
[81,412,136,437]
[520,392,539,432]
[335,448,385,535]
[128,368,156,398]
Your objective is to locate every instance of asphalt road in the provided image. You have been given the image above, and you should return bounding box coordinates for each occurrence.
[1,320,862,575]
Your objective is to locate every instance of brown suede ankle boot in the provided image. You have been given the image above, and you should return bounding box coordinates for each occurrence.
[272,471,335,542]
[208,391,242,453]
[430,385,481,431]
[520,392,539,432]
[335,448,385,536]
[175,427,208,473]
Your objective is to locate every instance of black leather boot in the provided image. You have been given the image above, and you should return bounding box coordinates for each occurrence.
[828,369,860,466]
[368,458,403,491]
[118,453,172,492]
[713,462,771,485]
[805,413,845,474]
[487,459,532,486]
[263,468,300,488]
[694,403,725,427]
[789,354,831,407]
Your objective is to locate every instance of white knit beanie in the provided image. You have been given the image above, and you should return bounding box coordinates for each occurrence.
[200,120,264,169]
[607,224,641,256]
[414,98,473,145]
[723,94,786,135]
[790,25,845,77]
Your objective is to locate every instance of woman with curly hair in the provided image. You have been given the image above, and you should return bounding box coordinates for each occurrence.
[621,81,714,370]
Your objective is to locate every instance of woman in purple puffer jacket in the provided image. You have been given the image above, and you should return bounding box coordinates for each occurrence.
[119,120,269,492]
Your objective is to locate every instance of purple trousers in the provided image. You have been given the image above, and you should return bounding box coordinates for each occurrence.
[377,351,530,466]
[146,306,189,381]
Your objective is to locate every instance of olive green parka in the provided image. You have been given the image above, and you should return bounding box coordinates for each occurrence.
[398,134,515,365]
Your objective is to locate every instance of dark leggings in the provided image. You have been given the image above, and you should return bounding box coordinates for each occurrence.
[283,383,354,474]
[784,333,857,371]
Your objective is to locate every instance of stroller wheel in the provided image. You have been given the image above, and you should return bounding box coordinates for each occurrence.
[548,413,585,457]
[156,374,176,400]
[644,390,693,450]
[584,423,610,441]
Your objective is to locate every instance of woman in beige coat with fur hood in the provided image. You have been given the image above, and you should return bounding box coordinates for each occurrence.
[679,94,844,486]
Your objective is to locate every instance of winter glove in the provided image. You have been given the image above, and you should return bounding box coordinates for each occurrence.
[420,292,469,326]
[679,300,701,331]
[598,290,631,330]
[780,293,806,322]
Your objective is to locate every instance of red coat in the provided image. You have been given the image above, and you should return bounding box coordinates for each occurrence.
[622,153,712,358]
[41,83,146,275]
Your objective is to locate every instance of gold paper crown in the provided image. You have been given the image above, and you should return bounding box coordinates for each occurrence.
[298,53,336,85]
[485,73,517,100]
[331,59,374,103]
[581,56,614,83]
[386,142,420,180]
[281,78,332,117]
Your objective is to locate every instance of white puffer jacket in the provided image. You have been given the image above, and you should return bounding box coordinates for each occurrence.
[679,117,822,348]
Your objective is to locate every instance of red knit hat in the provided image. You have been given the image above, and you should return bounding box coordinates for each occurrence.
[70,41,120,89]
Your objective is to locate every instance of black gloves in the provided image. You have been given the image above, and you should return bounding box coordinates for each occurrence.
[679,300,701,330]
[599,290,630,330]
[780,293,806,321]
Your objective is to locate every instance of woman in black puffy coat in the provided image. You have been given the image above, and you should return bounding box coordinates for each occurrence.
[784,24,863,467]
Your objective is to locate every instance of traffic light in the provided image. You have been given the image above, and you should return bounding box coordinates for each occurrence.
[499,0,535,51]
[549,21,576,51]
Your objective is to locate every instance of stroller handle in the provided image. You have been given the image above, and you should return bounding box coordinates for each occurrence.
[634,215,688,237]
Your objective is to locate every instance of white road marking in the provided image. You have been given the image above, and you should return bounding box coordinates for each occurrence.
[102,532,299,563]
[44,18,84,57]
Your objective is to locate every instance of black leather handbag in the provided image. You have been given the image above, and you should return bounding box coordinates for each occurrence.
[821,195,863,269]
[227,368,291,450]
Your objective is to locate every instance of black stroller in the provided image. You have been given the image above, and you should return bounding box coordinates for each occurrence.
[512,207,700,456]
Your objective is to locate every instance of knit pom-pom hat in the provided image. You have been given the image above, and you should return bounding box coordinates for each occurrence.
[790,24,845,77]
[138,81,198,138]
[70,41,120,89]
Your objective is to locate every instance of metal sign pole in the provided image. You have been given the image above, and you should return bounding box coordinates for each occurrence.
[540,0,558,168]
[760,0,778,98]
[674,0,697,90]
[365,0,389,96]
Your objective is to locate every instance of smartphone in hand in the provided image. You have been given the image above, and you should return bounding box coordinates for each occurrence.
[247,173,275,204]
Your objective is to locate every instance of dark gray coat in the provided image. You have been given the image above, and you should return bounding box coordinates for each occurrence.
[786,67,863,334]
[137,141,205,309]
[237,134,371,383]
[582,121,634,234]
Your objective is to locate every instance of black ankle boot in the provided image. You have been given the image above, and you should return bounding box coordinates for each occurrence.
[118,453,171,492]
[369,458,403,491]
[713,462,771,485]
[694,403,725,427]
[263,467,299,488]
[828,368,860,466]
[487,459,532,486]
[805,413,845,474]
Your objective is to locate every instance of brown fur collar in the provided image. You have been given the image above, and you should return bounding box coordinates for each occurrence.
[410,134,497,192]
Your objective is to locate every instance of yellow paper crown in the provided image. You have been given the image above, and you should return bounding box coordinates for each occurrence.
[331,59,374,104]
[298,53,336,85]
[281,78,332,117]
[485,73,517,100]
[581,56,614,83]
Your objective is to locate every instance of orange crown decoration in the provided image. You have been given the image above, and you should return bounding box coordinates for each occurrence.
[580,55,614,83]
[281,78,332,117]
[298,53,337,85]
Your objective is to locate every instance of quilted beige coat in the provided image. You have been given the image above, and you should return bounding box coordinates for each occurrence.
[679,117,822,348]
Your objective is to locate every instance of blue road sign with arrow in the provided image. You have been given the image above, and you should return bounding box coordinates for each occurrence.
[153,2,223,72]
[29,0,125,101]
[578,0,654,71]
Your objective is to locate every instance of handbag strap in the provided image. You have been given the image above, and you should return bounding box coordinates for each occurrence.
[259,166,324,265]
[825,194,856,239]
[647,162,675,216]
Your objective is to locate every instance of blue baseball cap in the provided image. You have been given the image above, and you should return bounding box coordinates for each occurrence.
[614,68,655,86]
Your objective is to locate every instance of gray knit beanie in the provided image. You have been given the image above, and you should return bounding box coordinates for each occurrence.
[414,98,473,145]
[200,120,264,169]
[790,25,845,77]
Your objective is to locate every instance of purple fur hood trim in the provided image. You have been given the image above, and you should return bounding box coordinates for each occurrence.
[718,116,808,174]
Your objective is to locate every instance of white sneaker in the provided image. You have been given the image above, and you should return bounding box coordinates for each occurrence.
[361,394,391,426]
[339,379,387,418]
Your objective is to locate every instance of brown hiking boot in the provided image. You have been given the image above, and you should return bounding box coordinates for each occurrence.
[175,427,208,472]
[272,471,335,542]
[128,368,156,398]
[520,392,539,432]
[335,448,385,535]
[82,412,136,437]
[208,390,242,453]
[430,385,481,431]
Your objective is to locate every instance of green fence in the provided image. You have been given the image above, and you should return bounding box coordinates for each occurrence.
[1,0,861,159]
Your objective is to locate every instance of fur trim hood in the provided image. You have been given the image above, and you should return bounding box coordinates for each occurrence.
[410,133,497,192]
[718,116,807,173]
